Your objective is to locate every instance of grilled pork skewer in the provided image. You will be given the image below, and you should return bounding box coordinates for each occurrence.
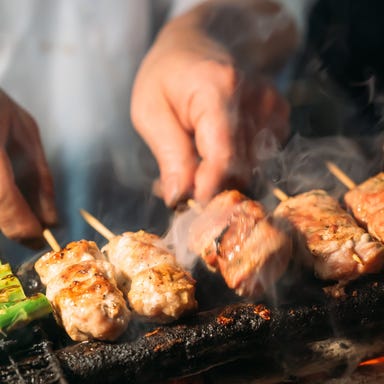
[273,188,384,283]
[80,210,198,324]
[35,237,130,342]
[327,162,384,244]
[187,190,293,298]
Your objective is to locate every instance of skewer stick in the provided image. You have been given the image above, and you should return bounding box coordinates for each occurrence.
[187,199,203,214]
[79,209,116,241]
[272,187,289,202]
[325,161,356,189]
[42,229,61,252]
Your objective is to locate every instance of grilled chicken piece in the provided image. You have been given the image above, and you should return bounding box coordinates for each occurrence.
[274,190,384,282]
[188,190,292,298]
[128,263,197,323]
[102,231,197,323]
[35,240,130,341]
[102,231,175,292]
[344,172,384,243]
[35,239,103,285]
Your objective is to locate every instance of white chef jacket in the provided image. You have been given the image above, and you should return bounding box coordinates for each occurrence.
[0,0,207,261]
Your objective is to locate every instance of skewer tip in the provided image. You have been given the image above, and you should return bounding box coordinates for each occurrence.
[325,161,356,190]
[79,209,116,241]
[187,199,203,213]
[272,188,289,202]
[42,229,61,252]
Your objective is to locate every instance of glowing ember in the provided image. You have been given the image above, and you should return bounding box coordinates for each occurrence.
[359,356,384,367]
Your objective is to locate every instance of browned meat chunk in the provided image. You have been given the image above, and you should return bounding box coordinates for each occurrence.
[102,231,198,322]
[35,240,130,341]
[128,263,197,323]
[274,190,384,282]
[344,172,384,243]
[35,240,105,285]
[102,230,176,292]
[188,190,292,298]
[188,190,265,270]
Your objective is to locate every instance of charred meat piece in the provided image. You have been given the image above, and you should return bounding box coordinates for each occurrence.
[102,231,197,323]
[220,215,293,297]
[188,191,267,270]
[188,190,292,298]
[274,190,384,282]
[35,240,130,341]
[344,172,384,243]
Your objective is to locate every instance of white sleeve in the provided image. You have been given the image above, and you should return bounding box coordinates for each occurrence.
[167,0,207,17]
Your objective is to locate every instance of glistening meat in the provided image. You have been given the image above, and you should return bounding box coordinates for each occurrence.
[344,172,384,243]
[274,189,384,283]
[188,190,292,298]
[34,240,130,341]
[102,230,197,323]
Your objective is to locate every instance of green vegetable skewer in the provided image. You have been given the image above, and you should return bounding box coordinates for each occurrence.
[0,264,26,303]
[0,293,52,333]
[0,259,52,335]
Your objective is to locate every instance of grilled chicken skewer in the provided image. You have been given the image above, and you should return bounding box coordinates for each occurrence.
[273,187,384,284]
[187,190,293,298]
[327,162,384,244]
[35,234,130,342]
[80,210,198,324]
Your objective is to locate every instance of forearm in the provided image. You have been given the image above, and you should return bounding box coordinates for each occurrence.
[164,0,300,76]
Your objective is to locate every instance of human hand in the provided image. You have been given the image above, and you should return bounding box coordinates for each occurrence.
[0,89,57,247]
[131,0,296,207]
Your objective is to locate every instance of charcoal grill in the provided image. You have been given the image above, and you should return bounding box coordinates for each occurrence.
[1,258,384,384]
[0,324,67,384]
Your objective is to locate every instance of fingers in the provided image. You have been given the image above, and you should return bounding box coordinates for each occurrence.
[132,59,250,207]
[192,89,242,203]
[0,148,44,242]
[132,52,289,208]
[132,93,198,207]
[14,108,58,226]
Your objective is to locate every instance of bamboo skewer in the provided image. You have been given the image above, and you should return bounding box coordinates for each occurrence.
[272,187,289,202]
[187,199,203,214]
[79,209,116,241]
[325,161,357,190]
[42,229,61,252]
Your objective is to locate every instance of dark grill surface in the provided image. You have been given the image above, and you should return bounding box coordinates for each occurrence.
[6,261,384,383]
[0,325,67,384]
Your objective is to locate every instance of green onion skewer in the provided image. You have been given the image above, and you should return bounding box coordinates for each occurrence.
[0,258,53,335]
[0,265,26,303]
[0,293,52,334]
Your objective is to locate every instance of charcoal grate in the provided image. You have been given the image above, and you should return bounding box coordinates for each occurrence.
[0,324,68,384]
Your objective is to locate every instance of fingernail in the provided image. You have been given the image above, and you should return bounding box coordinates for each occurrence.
[163,176,180,208]
[152,178,163,199]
